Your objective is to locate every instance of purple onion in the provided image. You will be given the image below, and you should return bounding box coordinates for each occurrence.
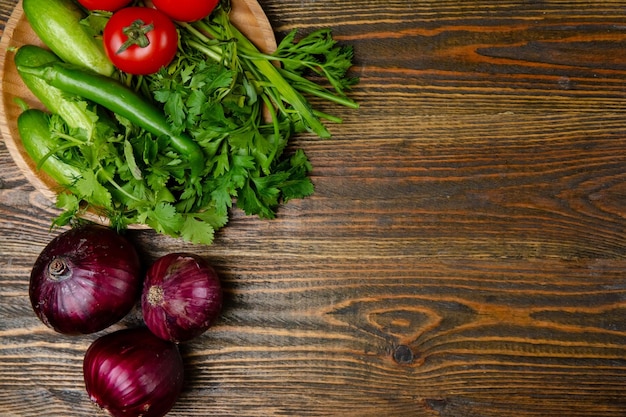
[29,224,142,335]
[83,327,184,417]
[141,253,222,342]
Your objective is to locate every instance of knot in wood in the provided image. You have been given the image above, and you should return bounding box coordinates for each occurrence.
[393,344,414,365]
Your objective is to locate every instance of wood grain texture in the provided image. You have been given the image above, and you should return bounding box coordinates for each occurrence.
[2,0,626,416]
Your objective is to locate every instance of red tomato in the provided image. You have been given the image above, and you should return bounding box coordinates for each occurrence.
[152,0,219,22]
[103,7,179,75]
[77,0,132,11]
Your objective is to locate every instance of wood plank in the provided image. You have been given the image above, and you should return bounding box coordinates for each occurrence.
[1,0,626,416]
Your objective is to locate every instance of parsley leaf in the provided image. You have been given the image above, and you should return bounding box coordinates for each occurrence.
[74,170,112,209]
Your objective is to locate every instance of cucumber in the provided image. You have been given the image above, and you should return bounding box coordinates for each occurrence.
[17,109,82,188]
[15,45,96,138]
[22,0,113,76]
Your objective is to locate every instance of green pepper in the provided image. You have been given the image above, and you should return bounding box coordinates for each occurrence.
[15,45,96,139]
[18,62,205,182]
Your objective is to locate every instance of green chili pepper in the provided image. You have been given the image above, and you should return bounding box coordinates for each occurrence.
[15,45,96,139]
[17,62,205,182]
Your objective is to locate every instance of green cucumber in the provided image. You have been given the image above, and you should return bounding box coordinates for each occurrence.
[15,45,96,138]
[22,0,113,76]
[17,109,82,188]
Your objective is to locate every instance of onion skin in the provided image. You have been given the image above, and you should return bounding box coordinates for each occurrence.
[29,224,141,335]
[83,327,184,417]
[141,253,222,343]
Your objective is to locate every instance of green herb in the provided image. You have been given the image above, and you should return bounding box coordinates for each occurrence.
[42,107,229,244]
[146,44,315,220]
[181,2,359,138]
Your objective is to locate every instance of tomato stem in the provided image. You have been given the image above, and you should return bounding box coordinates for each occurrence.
[117,19,154,54]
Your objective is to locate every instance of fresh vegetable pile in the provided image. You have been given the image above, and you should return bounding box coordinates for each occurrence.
[15,0,359,244]
[30,224,224,416]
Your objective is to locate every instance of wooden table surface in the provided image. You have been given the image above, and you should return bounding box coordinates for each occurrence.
[2,0,626,416]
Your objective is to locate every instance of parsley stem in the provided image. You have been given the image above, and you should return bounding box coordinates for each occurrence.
[51,130,89,145]
[260,93,280,138]
[259,94,283,173]
[275,69,360,109]
[35,141,80,171]
[239,54,358,109]
[186,19,221,44]
[235,46,330,137]
[182,36,223,63]
[97,167,141,203]
[312,110,343,124]
[178,22,237,68]
[179,21,212,44]
[237,51,359,109]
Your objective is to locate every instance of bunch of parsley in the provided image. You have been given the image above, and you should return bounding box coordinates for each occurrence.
[47,103,229,244]
[181,1,359,138]
[49,0,358,245]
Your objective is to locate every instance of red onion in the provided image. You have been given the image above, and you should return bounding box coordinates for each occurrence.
[141,253,222,342]
[29,224,142,335]
[83,327,184,417]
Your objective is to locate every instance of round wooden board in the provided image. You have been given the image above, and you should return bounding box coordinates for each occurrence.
[0,0,277,225]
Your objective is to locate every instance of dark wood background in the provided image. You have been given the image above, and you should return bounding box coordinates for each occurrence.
[2,0,626,416]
